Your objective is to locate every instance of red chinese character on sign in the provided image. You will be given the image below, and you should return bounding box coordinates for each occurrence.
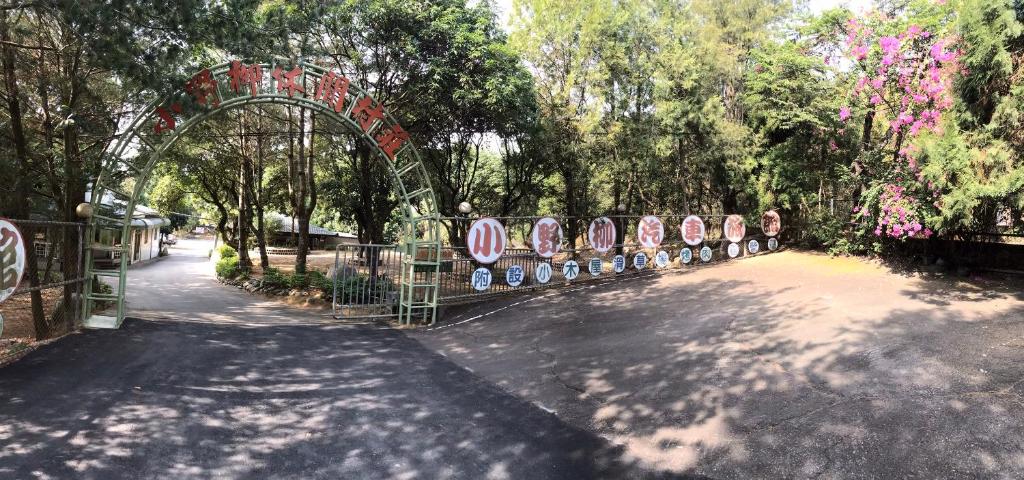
[313,71,350,113]
[184,69,220,107]
[682,217,704,244]
[375,124,409,160]
[272,66,305,97]
[724,215,745,242]
[637,216,664,247]
[588,217,616,253]
[153,103,183,134]
[467,218,507,264]
[227,60,263,96]
[351,96,385,132]
[535,222,559,256]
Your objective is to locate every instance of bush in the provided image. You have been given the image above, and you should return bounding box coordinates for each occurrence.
[262,267,288,288]
[216,244,238,259]
[215,255,242,279]
[335,274,396,304]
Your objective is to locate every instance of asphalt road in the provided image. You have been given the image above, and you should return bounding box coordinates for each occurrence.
[416,252,1024,479]
[0,240,674,479]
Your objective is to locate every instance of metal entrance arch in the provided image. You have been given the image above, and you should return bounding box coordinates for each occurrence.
[82,60,441,328]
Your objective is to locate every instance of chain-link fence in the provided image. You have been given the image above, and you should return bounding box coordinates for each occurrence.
[0,219,85,341]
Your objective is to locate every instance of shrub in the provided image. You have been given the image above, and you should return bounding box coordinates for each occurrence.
[215,255,241,279]
[216,244,238,259]
[262,267,288,288]
[335,274,396,304]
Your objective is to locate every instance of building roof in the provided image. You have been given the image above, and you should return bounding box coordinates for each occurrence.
[270,213,348,237]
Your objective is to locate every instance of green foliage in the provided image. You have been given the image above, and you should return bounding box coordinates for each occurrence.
[335,274,396,305]
[215,255,242,280]
[216,245,237,259]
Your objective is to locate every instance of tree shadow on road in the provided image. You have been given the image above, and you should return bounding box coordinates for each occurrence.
[419,266,1024,478]
[0,319,706,479]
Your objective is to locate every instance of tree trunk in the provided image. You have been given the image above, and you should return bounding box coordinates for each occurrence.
[1,11,47,338]
[236,113,252,271]
[253,114,269,269]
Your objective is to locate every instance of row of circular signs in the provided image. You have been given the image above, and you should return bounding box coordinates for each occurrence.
[467,211,781,264]
[469,237,781,291]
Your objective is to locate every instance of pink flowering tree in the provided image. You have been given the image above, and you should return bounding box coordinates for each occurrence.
[834,2,961,241]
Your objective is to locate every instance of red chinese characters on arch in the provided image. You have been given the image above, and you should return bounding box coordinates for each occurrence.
[723,214,746,244]
[531,217,563,258]
[185,68,220,107]
[272,66,305,97]
[637,215,664,249]
[467,217,507,264]
[312,71,350,113]
[680,215,705,246]
[227,60,263,96]
[588,217,616,254]
[153,103,183,134]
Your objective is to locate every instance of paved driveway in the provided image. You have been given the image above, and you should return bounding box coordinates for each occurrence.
[0,240,667,479]
[415,252,1024,479]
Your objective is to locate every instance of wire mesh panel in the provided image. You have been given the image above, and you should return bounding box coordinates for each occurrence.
[0,219,85,340]
[332,244,401,319]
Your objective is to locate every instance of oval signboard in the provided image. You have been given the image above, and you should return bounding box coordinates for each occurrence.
[637,215,665,249]
[0,219,27,304]
[467,217,507,264]
[531,217,563,258]
[588,217,617,254]
[761,210,781,237]
[680,215,705,246]
[723,214,746,244]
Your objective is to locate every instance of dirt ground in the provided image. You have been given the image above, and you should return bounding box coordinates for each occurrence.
[0,288,63,340]
[414,250,1024,478]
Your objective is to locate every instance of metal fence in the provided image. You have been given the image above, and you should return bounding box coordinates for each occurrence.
[0,219,85,340]
[327,214,784,320]
[331,244,401,319]
[434,214,782,304]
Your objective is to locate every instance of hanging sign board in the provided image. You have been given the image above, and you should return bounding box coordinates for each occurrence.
[562,260,581,280]
[761,210,781,237]
[768,237,779,251]
[471,267,492,291]
[612,255,626,273]
[700,246,713,263]
[680,215,705,246]
[588,217,616,254]
[588,258,602,276]
[506,265,525,287]
[633,252,648,270]
[535,263,553,284]
[467,217,507,264]
[679,248,693,264]
[0,219,27,304]
[727,243,740,258]
[531,217,563,258]
[747,240,760,254]
[723,214,746,244]
[637,215,665,248]
[655,251,670,268]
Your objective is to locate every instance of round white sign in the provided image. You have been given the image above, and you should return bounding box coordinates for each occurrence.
[531,217,563,258]
[747,240,760,254]
[768,237,779,251]
[562,260,581,280]
[680,215,706,246]
[612,255,626,273]
[467,217,507,264]
[506,265,525,287]
[679,248,693,264]
[655,250,670,268]
[727,243,740,258]
[588,217,617,254]
[699,246,713,263]
[588,258,602,276]
[535,262,553,284]
[471,267,492,291]
[0,219,27,304]
[633,252,648,270]
[637,215,665,249]
[762,210,781,237]
[723,214,746,244]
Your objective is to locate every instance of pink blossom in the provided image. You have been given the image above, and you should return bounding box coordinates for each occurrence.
[930,40,956,63]
[852,44,869,60]
[839,107,851,121]
[870,77,885,89]
[923,228,933,237]
[879,36,900,56]
[907,25,922,36]
[871,95,883,105]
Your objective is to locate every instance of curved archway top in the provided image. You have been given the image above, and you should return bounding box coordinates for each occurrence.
[96,60,439,227]
[86,60,442,328]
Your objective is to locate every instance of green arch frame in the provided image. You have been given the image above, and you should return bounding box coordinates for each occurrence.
[83,60,441,327]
